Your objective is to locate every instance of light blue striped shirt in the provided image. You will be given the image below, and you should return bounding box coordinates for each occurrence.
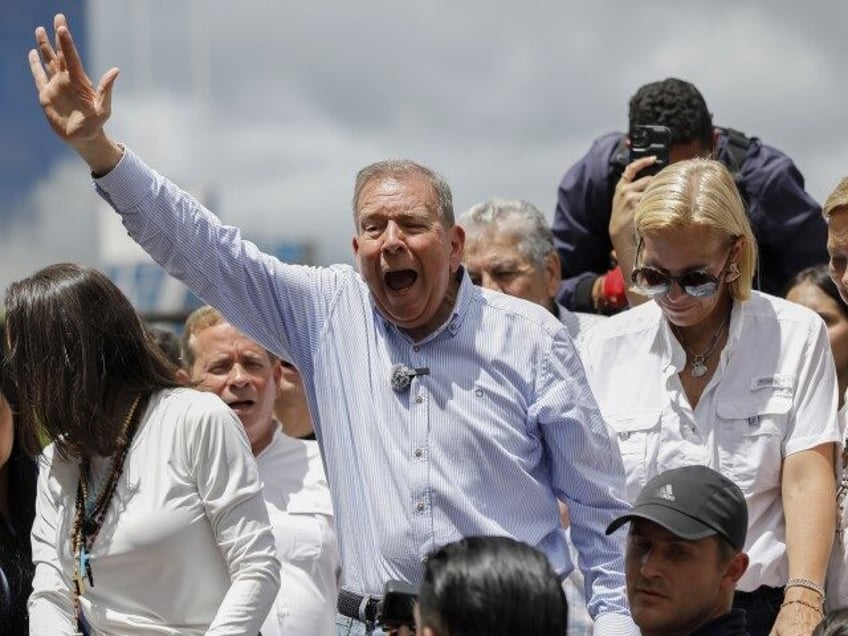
[95,150,636,633]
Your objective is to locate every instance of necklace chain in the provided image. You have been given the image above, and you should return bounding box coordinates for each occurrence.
[673,313,730,378]
[71,395,143,620]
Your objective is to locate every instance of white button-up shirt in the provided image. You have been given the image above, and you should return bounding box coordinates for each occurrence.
[580,292,840,591]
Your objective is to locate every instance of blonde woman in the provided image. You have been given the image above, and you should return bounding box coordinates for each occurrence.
[581,159,839,636]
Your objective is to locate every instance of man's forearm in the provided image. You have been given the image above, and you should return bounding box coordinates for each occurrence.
[72,130,124,176]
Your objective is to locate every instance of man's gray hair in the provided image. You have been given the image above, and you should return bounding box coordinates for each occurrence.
[459,199,554,268]
[352,159,455,229]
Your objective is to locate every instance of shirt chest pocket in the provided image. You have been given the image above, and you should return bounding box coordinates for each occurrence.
[608,410,661,503]
[715,391,791,492]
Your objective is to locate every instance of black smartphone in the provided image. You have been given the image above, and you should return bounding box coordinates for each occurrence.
[379,580,418,630]
[628,124,672,177]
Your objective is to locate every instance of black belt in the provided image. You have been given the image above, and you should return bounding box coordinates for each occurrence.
[338,589,382,624]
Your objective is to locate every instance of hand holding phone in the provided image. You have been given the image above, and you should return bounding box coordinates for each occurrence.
[628,124,671,177]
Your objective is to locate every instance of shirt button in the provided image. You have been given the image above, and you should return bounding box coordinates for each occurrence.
[414,448,423,458]
[415,395,424,404]
[416,502,425,512]
[413,345,420,352]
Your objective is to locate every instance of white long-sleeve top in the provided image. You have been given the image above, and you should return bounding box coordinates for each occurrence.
[28,388,281,635]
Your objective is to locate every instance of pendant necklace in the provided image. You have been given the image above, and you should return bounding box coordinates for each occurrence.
[673,313,730,378]
[71,394,142,618]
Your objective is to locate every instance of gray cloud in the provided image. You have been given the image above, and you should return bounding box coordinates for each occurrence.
[7,0,846,297]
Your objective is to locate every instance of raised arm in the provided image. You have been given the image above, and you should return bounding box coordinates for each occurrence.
[29,13,123,175]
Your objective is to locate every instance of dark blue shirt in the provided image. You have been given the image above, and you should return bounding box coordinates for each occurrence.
[552,130,827,312]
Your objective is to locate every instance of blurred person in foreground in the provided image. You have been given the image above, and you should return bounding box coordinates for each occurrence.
[459,197,604,633]
[580,158,839,636]
[181,305,339,636]
[552,77,826,315]
[606,465,751,636]
[28,15,637,635]
[6,263,279,634]
[406,535,568,636]
[822,176,848,613]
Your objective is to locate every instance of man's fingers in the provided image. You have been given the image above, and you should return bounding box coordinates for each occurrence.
[97,68,121,114]
[28,49,49,91]
[35,26,58,72]
[57,25,86,80]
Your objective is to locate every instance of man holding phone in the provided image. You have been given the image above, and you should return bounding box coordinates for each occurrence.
[552,77,827,314]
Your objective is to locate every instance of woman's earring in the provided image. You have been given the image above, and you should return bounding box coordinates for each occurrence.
[726,263,740,283]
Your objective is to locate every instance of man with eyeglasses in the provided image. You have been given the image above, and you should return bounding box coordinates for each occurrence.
[551,77,826,315]
[580,159,839,636]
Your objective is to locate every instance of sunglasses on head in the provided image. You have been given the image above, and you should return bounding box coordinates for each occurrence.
[630,265,724,298]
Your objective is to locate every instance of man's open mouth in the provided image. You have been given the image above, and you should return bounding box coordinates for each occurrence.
[384,269,417,292]
[228,399,254,410]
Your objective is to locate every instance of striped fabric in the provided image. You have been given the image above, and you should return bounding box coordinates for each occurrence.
[94,150,636,633]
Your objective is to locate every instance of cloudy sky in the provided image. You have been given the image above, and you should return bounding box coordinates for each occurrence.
[2,1,846,303]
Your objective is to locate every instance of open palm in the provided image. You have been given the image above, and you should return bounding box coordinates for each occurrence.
[28,14,119,146]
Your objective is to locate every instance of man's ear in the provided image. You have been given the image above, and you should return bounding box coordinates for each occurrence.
[725,551,749,585]
[272,359,283,398]
[544,251,563,300]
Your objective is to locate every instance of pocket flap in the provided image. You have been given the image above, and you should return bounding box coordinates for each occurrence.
[716,392,792,419]
[606,410,661,439]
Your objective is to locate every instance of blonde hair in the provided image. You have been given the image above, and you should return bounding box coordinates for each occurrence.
[634,158,758,301]
[181,305,277,370]
[824,176,848,219]
[181,305,227,369]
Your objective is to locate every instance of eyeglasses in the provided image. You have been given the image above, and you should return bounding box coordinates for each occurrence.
[630,265,724,298]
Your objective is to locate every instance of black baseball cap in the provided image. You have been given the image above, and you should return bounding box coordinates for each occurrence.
[606,465,748,550]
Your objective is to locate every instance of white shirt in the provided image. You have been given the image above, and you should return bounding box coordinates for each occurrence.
[257,428,338,636]
[827,400,848,610]
[580,292,841,591]
[557,303,607,347]
[28,388,280,635]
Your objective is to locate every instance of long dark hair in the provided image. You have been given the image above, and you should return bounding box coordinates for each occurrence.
[3,263,180,460]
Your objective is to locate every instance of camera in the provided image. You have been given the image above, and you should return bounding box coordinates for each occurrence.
[628,124,671,177]
[378,580,418,631]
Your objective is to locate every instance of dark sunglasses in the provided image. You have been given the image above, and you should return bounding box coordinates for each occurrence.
[630,265,723,298]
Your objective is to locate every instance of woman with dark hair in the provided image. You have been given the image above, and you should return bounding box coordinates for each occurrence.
[414,536,568,636]
[786,265,848,408]
[0,389,37,634]
[4,263,279,634]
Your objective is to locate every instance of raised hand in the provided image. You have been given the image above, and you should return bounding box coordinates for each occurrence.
[28,13,123,174]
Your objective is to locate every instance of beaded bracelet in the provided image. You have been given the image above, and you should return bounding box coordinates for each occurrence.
[786,577,826,599]
[780,599,824,618]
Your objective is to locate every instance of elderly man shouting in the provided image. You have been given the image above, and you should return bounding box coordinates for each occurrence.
[29,14,637,635]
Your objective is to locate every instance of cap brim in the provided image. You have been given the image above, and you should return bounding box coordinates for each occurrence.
[606,502,720,541]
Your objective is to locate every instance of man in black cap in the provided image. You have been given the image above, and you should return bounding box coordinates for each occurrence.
[607,466,751,636]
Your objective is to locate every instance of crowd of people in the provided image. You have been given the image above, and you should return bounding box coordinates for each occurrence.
[3,11,848,636]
